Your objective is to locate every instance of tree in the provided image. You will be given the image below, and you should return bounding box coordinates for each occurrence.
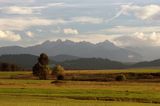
[0,63,10,71]
[10,64,18,71]
[32,53,51,80]
[38,53,49,65]
[52,65,65,80]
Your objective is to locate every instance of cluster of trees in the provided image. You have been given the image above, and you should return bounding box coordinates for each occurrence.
[32,53,65,80]
[0,62,21,71]
[0,53,65,80]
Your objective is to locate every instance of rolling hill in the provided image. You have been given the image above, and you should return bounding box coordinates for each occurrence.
[50,54,80,62]
[132,59,160,68]
[60,58,127,70]
[0,54,160,70]
[0,54,127,70]
[0,54,38,69]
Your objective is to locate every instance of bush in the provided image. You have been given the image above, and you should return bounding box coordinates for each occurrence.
[115,74,126,81]
[57,75,65,80]
[140,74,154,79]
[52,65,65,80]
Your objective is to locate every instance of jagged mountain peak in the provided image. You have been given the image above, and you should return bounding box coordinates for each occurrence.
[0,39,142,62]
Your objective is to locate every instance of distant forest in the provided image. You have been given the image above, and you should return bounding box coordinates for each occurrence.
[0,54,160,71]
[0,62,21,71]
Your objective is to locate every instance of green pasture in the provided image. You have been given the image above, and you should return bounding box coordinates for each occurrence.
[0,69,159,106]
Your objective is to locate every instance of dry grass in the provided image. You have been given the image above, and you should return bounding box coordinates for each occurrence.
[66,68,160,74]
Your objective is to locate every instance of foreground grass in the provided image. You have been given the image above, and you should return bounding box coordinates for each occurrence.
[0,95,160,106]
[0,71,30,79]
[0,87,159,103]
[0,79,160,103]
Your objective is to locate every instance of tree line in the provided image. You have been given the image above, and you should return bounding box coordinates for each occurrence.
[0,62,21,71]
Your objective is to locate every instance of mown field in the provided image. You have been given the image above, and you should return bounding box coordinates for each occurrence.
[0,68,160,106]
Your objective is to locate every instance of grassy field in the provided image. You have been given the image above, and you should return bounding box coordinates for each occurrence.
[1,68,160,80]
[0,95,160,106]
[0,68,160,77]
[1,95,160,106]
[0,69,160,106]
[0,80,160,106]
[66,68,160,74]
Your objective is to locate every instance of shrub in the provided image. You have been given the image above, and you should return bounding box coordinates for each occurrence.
[57,75,65,80]
[52,65,65,80]
[115,74,126,81]
[140,74,154,79]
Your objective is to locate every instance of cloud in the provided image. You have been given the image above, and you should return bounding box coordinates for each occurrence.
[63,28,79,35]
[0,17,66,31]
[105,26,160,34]
[0,2,65,15]
[121,4,160,20]
[45,33,113,44]
[0,30,21,41]
[101,25,160,47]
[26,31,34,38]
[106,3,133,23]
[61,34,113,43]
[1,6,34,15]
[0,0,34,3]
[114,32,160,47]
[47,3,65,7]
[30,2,66,10]
[51,27,61,34]
[71,17,104,24]
[134,32,160,42]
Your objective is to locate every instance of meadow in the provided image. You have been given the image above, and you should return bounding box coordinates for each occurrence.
[0,68,160,106]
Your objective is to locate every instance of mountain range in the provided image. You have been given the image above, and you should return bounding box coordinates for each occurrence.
[0,40,142,62]
[0,54,160,70]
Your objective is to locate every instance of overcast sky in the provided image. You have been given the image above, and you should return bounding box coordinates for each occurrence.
[0,0,159,47]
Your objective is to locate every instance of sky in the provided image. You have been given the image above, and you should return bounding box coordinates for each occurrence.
[0,0,159,47]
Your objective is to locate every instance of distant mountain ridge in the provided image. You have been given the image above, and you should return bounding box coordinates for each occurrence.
[0,54,160,70]
[60,58,126,70]
[0,54,127,70]
[0,54,38,69]
[132,59,160,68]
[0,40,142,62]
[50,54,80,62]
[0,54,80,69]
